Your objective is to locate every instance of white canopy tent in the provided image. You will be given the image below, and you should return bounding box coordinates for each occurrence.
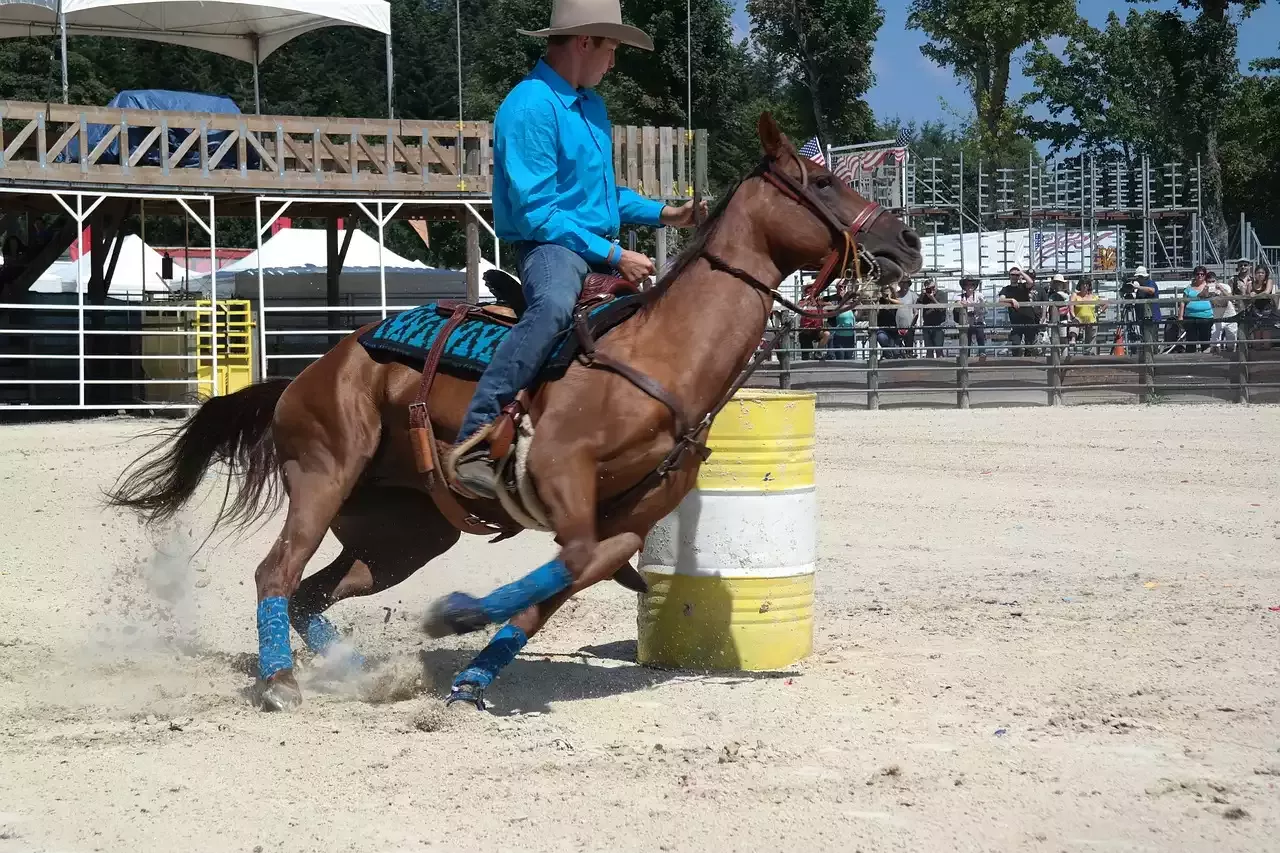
[36,233,190,297]
[0,0,394,114]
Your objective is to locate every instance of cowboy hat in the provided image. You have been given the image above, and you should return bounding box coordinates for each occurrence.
[518,0,654,51]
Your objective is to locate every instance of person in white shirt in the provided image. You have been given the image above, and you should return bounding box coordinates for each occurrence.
[1210,268,1240,353]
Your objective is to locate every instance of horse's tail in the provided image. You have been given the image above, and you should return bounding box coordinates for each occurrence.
[105,378,290,532]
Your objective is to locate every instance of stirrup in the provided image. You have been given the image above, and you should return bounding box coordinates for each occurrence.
[444,425,495,499]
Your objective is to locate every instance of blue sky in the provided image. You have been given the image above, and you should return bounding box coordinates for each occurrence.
[730,0,1280,132]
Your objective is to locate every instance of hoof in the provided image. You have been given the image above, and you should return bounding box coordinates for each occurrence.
[260,674,302,712]
[421,592,490,638]
[445,683,486,711]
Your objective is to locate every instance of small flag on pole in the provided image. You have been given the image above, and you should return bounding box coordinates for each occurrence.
[798,136,825,166]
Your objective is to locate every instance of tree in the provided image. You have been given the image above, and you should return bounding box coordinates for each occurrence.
[906,0,1076,161]
[1139,0,1266,248]
[1021,11,1180,164]
[1023,0,1269,248]
[1220,59,1280,241]
[746,0,883,148]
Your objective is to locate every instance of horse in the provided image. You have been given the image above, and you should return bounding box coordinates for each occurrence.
[107,113,924,712]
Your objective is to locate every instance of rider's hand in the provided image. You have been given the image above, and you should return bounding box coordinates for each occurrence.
[660,199,709,229]
[617,249,656,284]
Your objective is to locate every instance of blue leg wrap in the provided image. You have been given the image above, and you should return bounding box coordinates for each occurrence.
[256,596,293,680]
[453,624,529,690]
[479,559,573,624]
[305,613,367,671]
[304,613,340,653]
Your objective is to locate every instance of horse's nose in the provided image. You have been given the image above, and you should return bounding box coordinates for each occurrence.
[900,228,921,252]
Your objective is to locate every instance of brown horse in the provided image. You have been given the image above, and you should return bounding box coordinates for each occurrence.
[108,113,923,711]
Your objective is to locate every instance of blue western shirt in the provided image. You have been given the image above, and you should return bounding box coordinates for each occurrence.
[492,59,666,266]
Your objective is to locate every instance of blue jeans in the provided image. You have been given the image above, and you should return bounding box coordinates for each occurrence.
[457,243,607,441]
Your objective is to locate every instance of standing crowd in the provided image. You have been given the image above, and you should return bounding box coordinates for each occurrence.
[787,260,1276,360]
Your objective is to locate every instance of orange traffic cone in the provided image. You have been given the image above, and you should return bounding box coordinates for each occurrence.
[1112,327,1125,357]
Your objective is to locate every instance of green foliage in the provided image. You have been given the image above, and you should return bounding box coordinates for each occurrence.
[1022,0,1276,244]
[906,0,1076,161]
[746,0,883,147]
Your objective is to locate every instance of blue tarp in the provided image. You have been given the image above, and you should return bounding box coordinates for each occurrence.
[59,90,258,170]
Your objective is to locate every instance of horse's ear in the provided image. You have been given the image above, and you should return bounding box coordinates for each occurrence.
[758,112,792,158]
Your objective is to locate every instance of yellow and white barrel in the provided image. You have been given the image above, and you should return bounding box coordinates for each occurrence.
[637,389,816,671]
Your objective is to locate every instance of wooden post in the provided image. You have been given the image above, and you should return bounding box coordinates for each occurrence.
[641,126,658,196]
[867,332,880,411]
[625,126,639,191]
[326,215,341,339]
[677,128,688,199]
[655,226,667,273]
[694,131,708,199]
[778,314,794,390]
[1234,333,1250,405]
[1140,319,1156,403]
[1047,318,1063,406]
[465,209,480,304]
[659,126,674,199]
[957,319,970,410]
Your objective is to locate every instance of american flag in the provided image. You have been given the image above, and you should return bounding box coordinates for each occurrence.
[798,136,825,166]
[830,128,912,183]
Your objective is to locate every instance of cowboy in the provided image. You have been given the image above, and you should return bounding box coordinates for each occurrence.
[453,0,706,499]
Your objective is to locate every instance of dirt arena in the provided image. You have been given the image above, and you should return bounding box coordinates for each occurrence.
[1,405,1277,852]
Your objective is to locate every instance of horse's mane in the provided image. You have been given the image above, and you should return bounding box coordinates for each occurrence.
[646,169,751,299]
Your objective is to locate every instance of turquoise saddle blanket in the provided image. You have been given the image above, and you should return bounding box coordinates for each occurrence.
[357,296,643,377]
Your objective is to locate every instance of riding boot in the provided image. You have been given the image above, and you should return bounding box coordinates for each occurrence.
[454,447,498,500]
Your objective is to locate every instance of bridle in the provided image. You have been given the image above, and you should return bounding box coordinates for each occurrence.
[699,150,887,320]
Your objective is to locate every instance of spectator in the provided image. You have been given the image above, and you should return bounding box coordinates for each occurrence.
[1250,265,1273,312]
[1230,260,1252,298]
[1179,266,1215,352]
[797,293,824,360]
[956,277,987,362]
[829,304,857,360]
[1130,265,1163,347]
[918,279,946,358]
[999,266,1039,356]
[896,279,918,356]
[874,283,904,357]
[1070,279,1101,354]
[1210,269,1239,354]
[1248,266,1275,350]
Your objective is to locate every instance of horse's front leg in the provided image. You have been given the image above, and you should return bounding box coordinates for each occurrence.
[439,534,641,709]
[422,447,641,706]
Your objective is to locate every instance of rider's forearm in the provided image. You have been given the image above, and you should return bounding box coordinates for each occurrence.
[617,187,665,227]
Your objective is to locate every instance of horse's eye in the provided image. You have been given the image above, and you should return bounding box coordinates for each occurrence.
[814,176,833,190]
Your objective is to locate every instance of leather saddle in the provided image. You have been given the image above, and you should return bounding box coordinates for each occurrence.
[482,268,640,321]
[407,267,649,534]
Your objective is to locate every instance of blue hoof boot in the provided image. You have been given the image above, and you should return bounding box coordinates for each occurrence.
[421,592,491,638]
[446,682,486,711]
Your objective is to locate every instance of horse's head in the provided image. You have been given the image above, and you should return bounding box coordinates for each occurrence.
[751,113,923,292]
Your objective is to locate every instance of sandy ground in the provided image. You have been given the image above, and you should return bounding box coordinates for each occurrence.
[0,405,1278,853]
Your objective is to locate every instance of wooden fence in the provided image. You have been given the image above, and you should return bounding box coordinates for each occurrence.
[751,301,1280,408]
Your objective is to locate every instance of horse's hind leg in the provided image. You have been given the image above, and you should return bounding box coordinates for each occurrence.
[289,487,462,669]
[255,402,379,711]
